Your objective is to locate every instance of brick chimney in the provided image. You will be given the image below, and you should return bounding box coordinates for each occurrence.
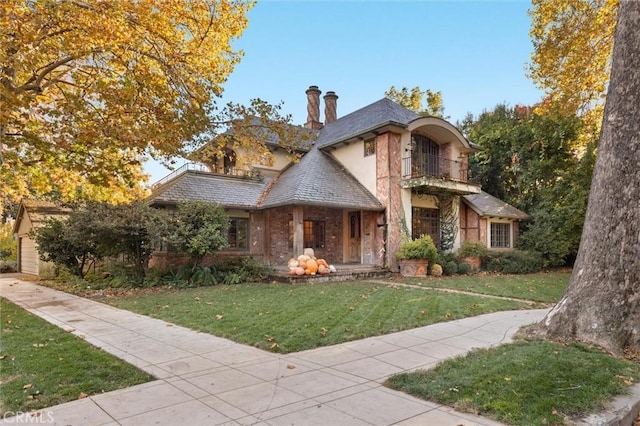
[324,91,338,125]
[304,85,323,130]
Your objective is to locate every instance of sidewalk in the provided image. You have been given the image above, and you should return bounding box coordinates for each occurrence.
[0,277,548,426]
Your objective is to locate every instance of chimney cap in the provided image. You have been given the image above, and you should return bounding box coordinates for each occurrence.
[324,91,338,98]
[306,85,321,94]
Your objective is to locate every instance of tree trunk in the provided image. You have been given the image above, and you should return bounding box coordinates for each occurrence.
[534,0,640,355]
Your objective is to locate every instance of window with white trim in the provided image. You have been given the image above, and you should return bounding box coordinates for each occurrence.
[490,222,511,248]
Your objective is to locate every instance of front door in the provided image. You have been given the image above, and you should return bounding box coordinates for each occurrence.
[348,211,361,263]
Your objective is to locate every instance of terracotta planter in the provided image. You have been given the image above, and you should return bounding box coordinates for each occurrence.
[460,256,482,270]
[399,259,429,277]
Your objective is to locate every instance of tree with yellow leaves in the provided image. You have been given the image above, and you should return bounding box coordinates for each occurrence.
[528,0,619,147]
[385,86,447,118]
[0,0,254,207]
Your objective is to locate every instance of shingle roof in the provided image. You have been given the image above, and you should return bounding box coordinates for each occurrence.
[13,200,72,234]
[148,171,270,209]
[260,148,384,211]
[316,98,420,149]
[462,191,530,220]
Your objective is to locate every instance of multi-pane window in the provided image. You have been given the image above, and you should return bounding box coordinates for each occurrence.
[289,219,326,249]
[411,134,440,177]
[228,218,248,250]
[490,222,511,248]
[364,139,376,156]
[412,207,440,248]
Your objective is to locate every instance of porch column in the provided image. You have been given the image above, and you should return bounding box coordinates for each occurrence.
[292,205,304,256]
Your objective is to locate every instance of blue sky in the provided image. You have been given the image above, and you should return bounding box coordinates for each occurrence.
[145,0,544,183]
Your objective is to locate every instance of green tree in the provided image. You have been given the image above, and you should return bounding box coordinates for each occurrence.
[467,104,593,267]
[91,202,166,282]
[169,201,229,269]
[385,86,447,118]
[33,215,100,278]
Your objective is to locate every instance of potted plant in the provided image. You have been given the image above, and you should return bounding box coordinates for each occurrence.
[396,235,437,277]
[457,240,488,271]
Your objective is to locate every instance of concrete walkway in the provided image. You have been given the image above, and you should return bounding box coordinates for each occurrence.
[0,277,548,426]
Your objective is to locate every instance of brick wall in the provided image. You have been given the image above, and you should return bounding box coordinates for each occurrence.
[266,206,344,265]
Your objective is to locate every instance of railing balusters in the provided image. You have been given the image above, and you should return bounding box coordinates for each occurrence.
[402,156,472,183]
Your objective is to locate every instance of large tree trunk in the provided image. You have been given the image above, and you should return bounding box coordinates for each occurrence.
[534,0,639,356]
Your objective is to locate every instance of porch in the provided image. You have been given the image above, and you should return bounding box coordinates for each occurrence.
[270,263,390,283]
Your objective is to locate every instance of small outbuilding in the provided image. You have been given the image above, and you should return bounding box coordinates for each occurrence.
[13,200,71,276]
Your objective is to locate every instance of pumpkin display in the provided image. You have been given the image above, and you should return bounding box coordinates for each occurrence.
[288,253,334,276]
[305,259,318,275]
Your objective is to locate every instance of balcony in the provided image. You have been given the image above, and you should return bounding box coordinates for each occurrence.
[401,156,481,195]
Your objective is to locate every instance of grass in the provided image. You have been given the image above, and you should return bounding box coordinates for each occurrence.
[398,271,570,303]
[103,281,531,353]
[385,339,640,425]
[0,298,152,415]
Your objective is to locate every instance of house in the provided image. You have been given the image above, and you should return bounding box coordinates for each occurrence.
[148,86,528,270]
[13,200,71,276]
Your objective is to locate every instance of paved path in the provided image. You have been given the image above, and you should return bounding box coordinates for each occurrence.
[0,277,548,426]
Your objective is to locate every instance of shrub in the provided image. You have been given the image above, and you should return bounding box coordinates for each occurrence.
[443,261,458,275]
[0,260,17,273]
[457,240,489,258]
[457,262,471,275]
[146,257,272,288]
[431,264,443,277]
[484,250,544,274]
[397,235,438,265]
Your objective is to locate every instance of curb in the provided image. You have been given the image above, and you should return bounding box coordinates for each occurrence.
[577,384,640,425]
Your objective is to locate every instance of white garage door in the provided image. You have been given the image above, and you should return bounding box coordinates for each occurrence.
[19,237,39,275]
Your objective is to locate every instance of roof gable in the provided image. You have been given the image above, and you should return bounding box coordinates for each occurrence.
[260,148,383,210]
[13,200,72,235]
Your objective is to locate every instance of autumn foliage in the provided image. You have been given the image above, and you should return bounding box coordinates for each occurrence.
[1,0,253,205]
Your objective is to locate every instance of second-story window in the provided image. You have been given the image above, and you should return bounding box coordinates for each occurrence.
[411,134,439,177]
[364,139,375,156]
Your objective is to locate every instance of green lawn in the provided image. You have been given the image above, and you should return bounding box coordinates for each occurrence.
[0,298,152,416]
[104,281,531,353]
[398,271,570,303]
[386,339,640,425]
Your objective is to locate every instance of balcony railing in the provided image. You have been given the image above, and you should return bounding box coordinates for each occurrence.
[151,163,257,189]
[402,155,472,183]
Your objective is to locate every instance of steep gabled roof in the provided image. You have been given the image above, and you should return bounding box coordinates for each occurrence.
[13,200,72,234]
[148,171,270,209]
[316,98,420,149]
[260,148,384,211]
[462,191,530,220]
